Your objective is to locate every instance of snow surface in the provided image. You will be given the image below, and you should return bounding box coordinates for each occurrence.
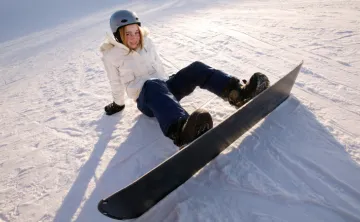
[1,0,360,221]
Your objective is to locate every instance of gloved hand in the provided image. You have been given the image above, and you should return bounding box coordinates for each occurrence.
[104,102,125,115]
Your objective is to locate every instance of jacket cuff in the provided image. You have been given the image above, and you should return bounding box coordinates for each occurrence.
[113,98,125,106]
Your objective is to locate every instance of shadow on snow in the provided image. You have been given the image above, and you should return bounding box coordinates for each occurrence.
[54,96,360,222]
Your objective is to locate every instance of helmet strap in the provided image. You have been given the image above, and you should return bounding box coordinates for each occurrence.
[113,30,123,44]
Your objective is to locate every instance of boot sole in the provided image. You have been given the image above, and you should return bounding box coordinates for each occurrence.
[180,109,213,148]
[236,74,270,108]
[254,74,270,95]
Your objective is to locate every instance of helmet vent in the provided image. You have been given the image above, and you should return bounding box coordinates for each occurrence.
[121,19,128,23]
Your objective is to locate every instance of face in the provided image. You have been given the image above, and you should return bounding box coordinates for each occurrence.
[124,24,140,50]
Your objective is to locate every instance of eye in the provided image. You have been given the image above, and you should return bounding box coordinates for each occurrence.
[121,19,128,23]
[135,18,138,20]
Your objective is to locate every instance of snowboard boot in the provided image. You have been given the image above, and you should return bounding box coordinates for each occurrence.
[223,73,270,108]
[168,108,213,148]
[104,102,125,115]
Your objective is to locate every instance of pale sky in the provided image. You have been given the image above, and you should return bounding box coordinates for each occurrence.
[0,0,125,43]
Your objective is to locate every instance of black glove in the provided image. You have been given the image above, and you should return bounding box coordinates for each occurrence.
[104,102,125,115]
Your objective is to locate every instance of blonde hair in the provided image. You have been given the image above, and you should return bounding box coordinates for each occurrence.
[119,25,144,53]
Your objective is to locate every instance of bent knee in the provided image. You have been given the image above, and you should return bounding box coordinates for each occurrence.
[189,61,206,68]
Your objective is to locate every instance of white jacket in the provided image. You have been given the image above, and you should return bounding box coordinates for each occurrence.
[100,29,168,105]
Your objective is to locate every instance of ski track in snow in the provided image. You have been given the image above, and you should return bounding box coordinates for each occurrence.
[1,0,360,221]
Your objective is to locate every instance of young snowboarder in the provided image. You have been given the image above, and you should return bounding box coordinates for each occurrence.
[100,10,270,147]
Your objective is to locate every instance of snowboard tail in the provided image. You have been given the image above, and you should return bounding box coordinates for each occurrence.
[98,61,303,220]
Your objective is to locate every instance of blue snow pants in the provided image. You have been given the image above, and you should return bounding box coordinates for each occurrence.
[136,61,232,137]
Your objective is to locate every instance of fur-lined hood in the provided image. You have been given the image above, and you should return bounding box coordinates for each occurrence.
[100,27,150,53]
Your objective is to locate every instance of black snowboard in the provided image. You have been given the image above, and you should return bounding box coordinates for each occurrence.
[98,61,303,220]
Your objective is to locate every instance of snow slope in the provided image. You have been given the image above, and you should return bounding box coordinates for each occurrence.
[1,0,360,221]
